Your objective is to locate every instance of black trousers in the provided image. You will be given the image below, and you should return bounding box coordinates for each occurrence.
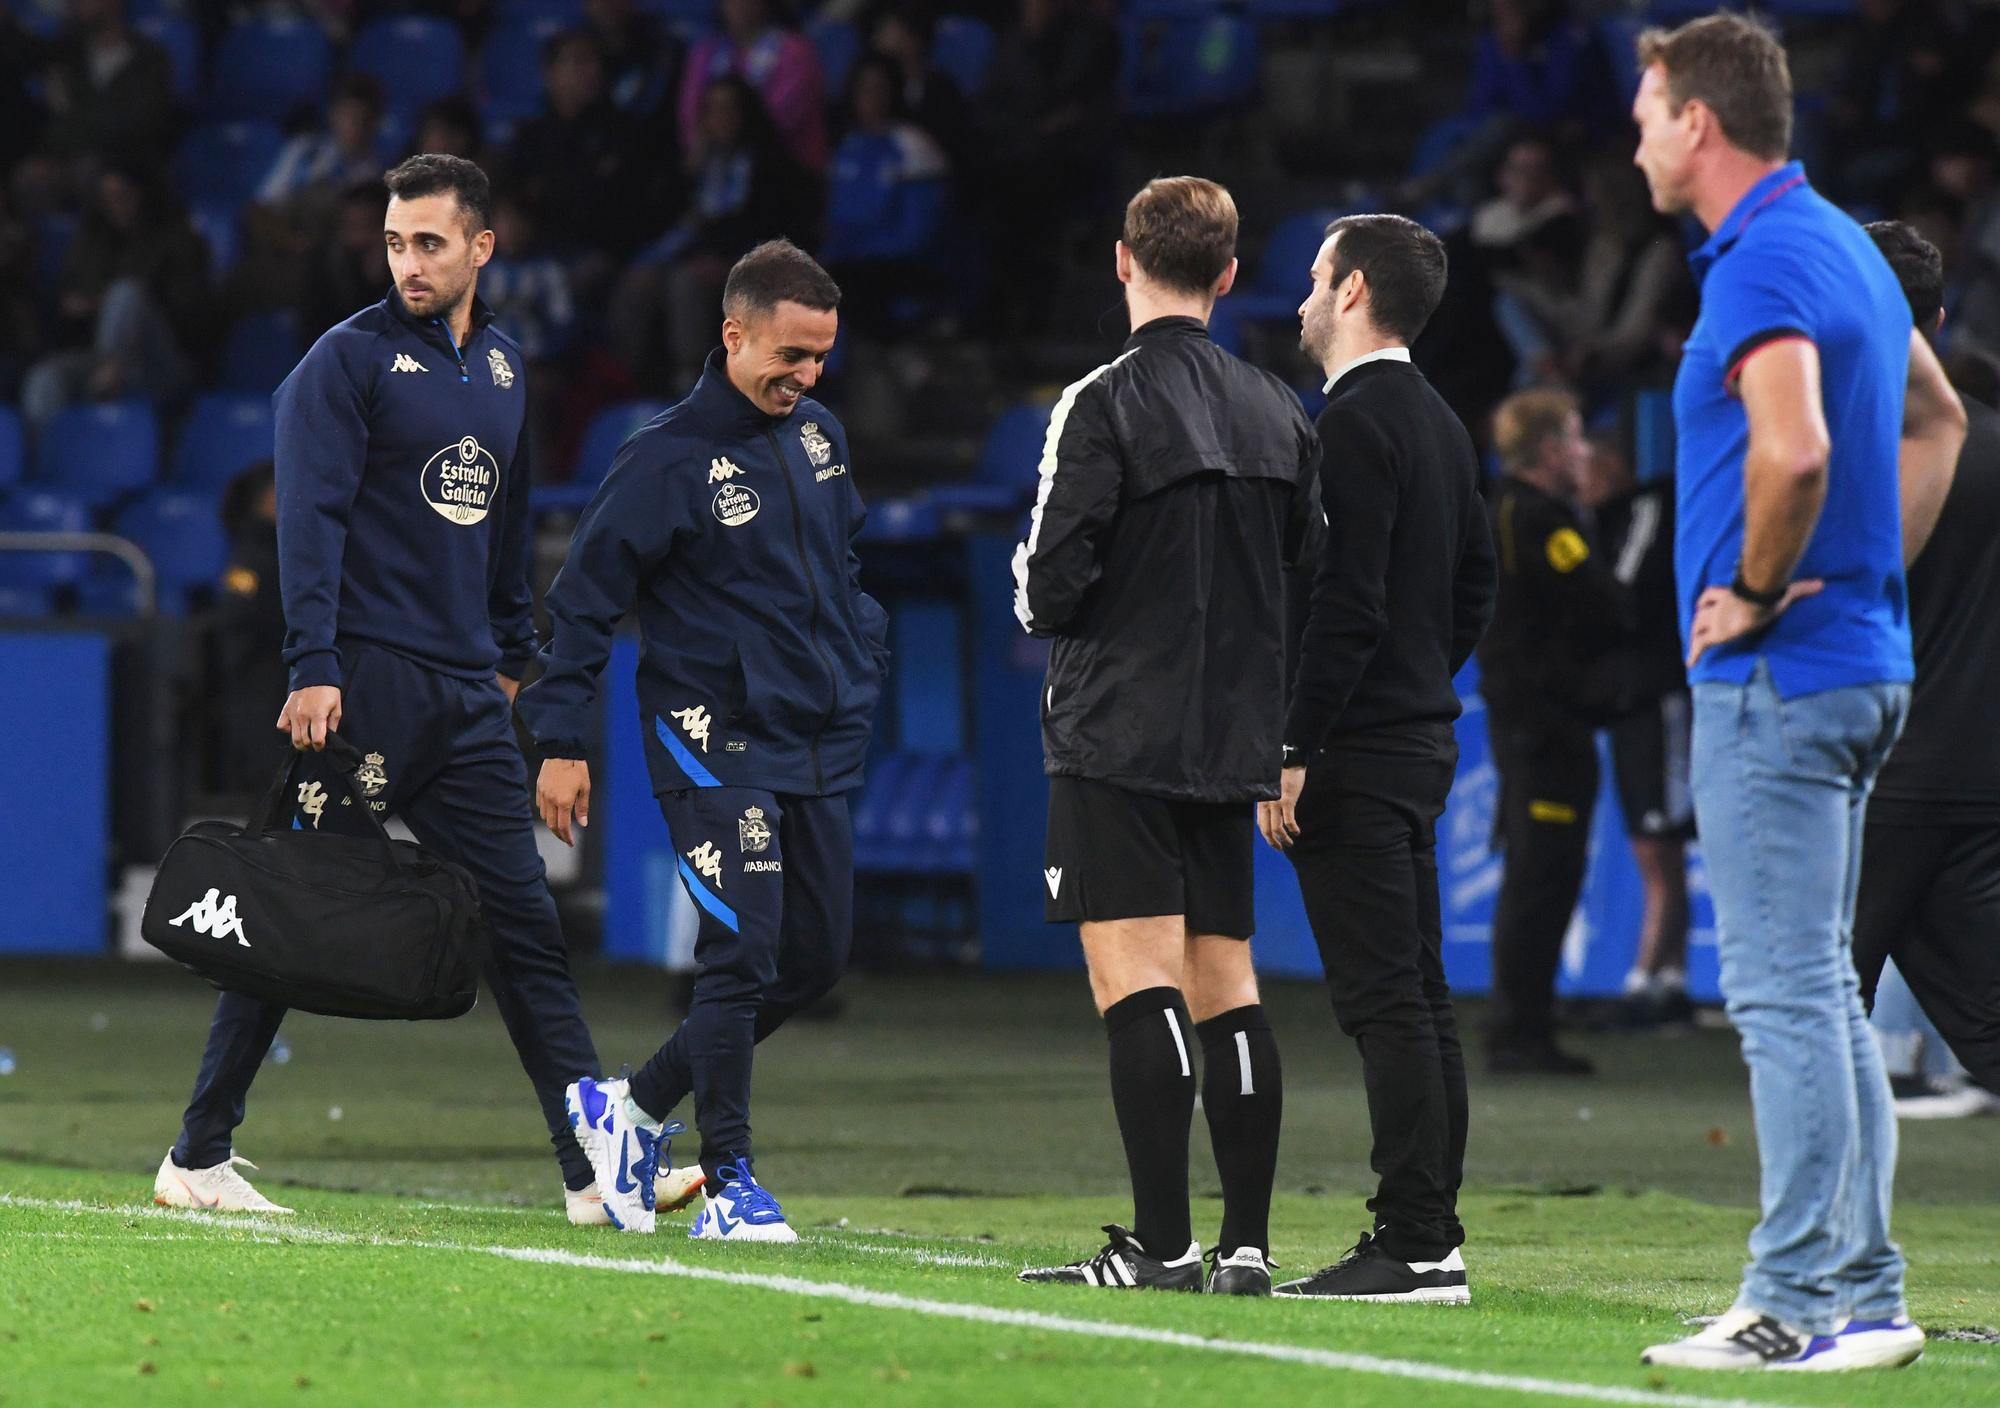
[1486,712,1597,1048]
[1285,725,1467,1259]
[174,641,602,1188]
[1852,813,2000,1091]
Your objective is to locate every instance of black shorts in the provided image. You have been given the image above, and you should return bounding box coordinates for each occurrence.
[1608,691,1696,841]
[1043,776,1255,937]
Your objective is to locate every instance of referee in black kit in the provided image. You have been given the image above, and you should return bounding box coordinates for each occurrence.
[1258,215,1494,1303]
[1013,177,1319,1296]
[150,155,605,1221]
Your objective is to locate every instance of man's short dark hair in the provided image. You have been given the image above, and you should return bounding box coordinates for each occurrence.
[382,153,492,234]
[1637,13,1792,162]
[1122,176,1238,297]
[722,239,842,320]
[1865,220,1945,335]
[1325,213,1448,344]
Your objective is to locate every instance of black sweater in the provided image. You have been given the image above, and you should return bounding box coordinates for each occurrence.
[1284,359,1496,752]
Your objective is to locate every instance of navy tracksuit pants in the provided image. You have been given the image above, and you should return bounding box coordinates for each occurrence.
[172,640,602,1189]
[628,787,853,1179]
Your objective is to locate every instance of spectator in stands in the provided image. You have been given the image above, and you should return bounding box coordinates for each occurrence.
[482,193,577,367]
[582,0,678,119]
[1471,133,1577,253]
[1493,155,1691,396]
[613,74,815,390]
[213,460,286,796]
[411,95,483,162]
[39,0,181,172]
[978,0,1120,337]
[506,29,655,267]
[822,53,951,337]
[301,180,392,338]
[258,75,386,212]
[1474,135,1581,387]
[870,3,974,173]
[19,161,208,428]
[677,0,828,173]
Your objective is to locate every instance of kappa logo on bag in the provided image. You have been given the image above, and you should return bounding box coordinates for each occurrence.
[171,888,249,947]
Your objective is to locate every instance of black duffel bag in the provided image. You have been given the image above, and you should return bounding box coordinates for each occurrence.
[143,735,488,1020]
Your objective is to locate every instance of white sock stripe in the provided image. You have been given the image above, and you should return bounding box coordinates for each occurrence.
[3,1196,1799,1408]
[1234,1030,1254,1096]
[1165,1010,1191,1079]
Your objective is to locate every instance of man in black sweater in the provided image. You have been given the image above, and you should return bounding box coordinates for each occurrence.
[1478,389,1630,1076]
[1852,221,2000,1103]
[1261,214,1496,1302]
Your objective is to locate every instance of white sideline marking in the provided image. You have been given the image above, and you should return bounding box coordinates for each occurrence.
[0,1196,1795,1408]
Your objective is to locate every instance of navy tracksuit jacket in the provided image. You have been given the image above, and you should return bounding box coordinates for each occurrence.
[174,291,602,1190]
[519,348,889,1174]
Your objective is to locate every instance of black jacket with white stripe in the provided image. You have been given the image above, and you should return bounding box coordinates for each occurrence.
[1011,315,1321,803]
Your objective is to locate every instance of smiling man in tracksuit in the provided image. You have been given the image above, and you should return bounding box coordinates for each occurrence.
[519,239,889,1240]
[152,155,606,1220]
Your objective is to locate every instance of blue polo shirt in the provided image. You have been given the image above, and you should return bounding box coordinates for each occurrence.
[1673,161,1913,697]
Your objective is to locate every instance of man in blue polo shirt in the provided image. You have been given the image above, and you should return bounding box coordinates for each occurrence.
[1628,15,1965,1373]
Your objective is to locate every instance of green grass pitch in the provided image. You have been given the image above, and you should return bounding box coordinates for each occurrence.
[1,961,1994,1406]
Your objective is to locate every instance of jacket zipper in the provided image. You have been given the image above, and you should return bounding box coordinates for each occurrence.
[436,318,470,382]
[767,429,834,793]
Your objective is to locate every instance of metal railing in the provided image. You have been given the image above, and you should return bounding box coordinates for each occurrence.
[0,531,156,616]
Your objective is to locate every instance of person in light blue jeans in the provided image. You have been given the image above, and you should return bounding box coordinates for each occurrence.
[1691,663,1908,1329]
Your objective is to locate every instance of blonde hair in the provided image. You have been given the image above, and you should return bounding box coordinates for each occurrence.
[1492,389,1580,473]
[1122,176,1238,296]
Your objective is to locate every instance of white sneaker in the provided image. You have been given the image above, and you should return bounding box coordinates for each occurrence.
[1642,1309,1869,1370]
[655,1162,707,1214]
[153,1149,294,1215]
[1833,1316,1926,1368]
[564,1077,663,1234]
[1894,1082,2000,1120]
[688,1162,798,1242]
[565,1183,613,1227]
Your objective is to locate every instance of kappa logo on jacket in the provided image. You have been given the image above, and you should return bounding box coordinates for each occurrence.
[709,457,745,483]
[390,353,428,373]
[669,704,712,752]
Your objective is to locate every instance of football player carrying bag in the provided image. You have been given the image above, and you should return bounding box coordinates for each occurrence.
[143,735,487,1019]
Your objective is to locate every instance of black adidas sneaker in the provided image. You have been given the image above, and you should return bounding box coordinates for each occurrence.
[1018,1224,1203,1291]
[1205,1246,1273,1296]
[1273,1231,1469,1304]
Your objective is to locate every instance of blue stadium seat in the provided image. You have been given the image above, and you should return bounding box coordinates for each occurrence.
[1123,14,1260,119]
[113,486,230,613]
[1634,389,1675,484]
[856,494,943,542]
[209,18,336,124]
[852,751,912,871]
[134,14,199,99]
[572,400,671,488]
[351,17,470,119]
[36,402,159,507]
[173,394,275,488]
[977,402,1054,492]
[0,489,93,591]
[1230,208,1340,322]
[220,312,304,396]
[807,18,862,97]
[188,202,242,277]
[930,18,996,98]
[480,14,566,127]
[175,122,286,208]
[0,407,23,491]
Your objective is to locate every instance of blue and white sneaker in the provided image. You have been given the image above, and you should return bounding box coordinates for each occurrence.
[564,1077,665,1234]
[1832,1316,1926,1368]
[687,1161,799,1242]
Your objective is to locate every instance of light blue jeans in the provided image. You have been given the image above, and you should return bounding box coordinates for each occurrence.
[1690,661,1909,1335]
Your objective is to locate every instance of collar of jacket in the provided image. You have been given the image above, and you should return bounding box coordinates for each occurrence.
[1122,314,1211,351]
[1326,355,1415,399]
[382,286,496,336]
[684,346,794,435]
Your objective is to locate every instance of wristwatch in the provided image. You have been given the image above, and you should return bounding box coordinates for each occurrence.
[1729,567,1787,610]
[1281,744,1305,769]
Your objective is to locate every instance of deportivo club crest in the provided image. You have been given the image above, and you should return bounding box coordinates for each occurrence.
[488,347,515,387]
[356,752,389,798]
[739,805,772,853]
[800,422,832,467]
